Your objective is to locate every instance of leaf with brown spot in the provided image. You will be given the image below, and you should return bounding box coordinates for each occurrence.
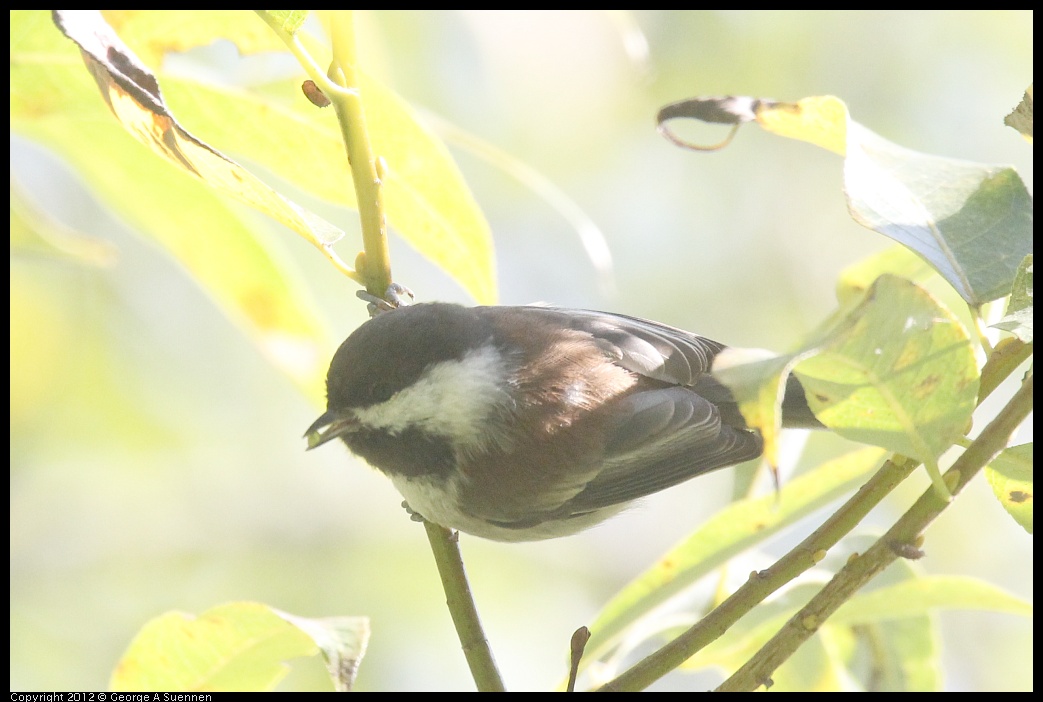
[985,444,1033,534]
[795,275,979,468]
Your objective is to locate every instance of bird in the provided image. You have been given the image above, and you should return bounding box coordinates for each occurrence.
[305,302,820,542]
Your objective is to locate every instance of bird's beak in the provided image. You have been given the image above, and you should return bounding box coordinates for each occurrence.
[304,409,358,450]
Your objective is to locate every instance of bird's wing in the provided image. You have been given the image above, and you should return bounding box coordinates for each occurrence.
[511,306,744,416]
[506,307,763,512]
[535,307,725,385]
[564,386,763,512]
[514,306,819,429]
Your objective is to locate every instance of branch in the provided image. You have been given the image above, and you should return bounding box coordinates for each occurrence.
[599,453,921,691]
[258,11,392,294]
[717,371,1033,691]
[423,522,506,692]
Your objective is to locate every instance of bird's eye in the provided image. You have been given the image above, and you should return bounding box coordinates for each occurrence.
[368,381,396,404]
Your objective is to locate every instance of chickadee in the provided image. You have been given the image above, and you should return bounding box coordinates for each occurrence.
[305,303,819,541]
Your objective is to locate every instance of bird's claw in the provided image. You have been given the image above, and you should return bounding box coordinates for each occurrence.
[357,284,416,317]
[401,500,426,522]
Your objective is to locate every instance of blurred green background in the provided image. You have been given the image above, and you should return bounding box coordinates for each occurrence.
[10,10,1032,691]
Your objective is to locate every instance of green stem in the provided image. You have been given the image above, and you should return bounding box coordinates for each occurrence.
[257,11,391,294]
[423,522,507,692]
[326,12,392,297]
[969,303,995,357]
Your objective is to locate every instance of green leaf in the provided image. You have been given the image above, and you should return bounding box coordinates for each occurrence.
[992,254,1033,343]
[831,575,1033,624]
[756,96,1032,305]
[110,602,322,692]
[715,274,978,496]
[580,448,886,670]
[795,275,979,470]
[237,20,497,303]
[256,10,310,37]
[984,443,1033,534]
[656,94,1033,305]
[835,245,938,308]
[844,123,1033,305]
[855,615,942,692]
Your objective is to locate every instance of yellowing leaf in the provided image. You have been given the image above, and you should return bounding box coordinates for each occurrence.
[103,10,291,66]
[52,10,345,251]
[755,95,849,156]
[13,11,333,400]
[110,602,371,692]
[712,348,813,470]
[110,602,319,692]
[984,444,1033,534]
[76,10,497,304]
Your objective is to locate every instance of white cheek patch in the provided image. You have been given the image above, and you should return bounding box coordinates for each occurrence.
[352,345,514,451]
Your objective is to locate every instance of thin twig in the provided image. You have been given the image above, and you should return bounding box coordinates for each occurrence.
[717,372,1033,691]
[423,521,506,692]
[598,454,921,691]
